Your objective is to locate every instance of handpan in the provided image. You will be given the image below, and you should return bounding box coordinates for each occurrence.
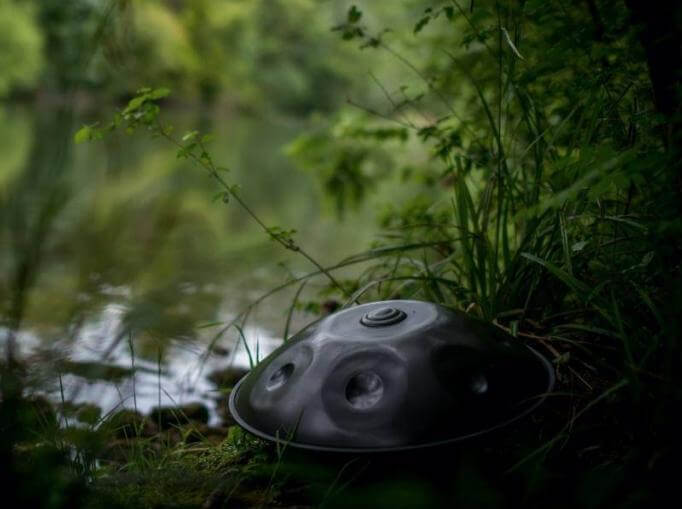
[229,300,554,452]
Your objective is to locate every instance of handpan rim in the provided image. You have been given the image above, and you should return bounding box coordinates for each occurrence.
[228,339,555,453]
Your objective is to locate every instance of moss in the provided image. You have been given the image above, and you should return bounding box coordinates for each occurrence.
[85,427,280,509]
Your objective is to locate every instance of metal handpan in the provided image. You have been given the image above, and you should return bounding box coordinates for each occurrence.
[229,300,554,452]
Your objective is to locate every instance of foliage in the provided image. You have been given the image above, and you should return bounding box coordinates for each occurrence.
[0,0,369,113]
[286,111,408,216]
[286,0,682,505]
[0,0,43,96]
[75,86,350,299]
[3,0,682,507]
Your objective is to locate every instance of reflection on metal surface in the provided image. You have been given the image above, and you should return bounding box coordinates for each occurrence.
[360,307,407,327]
[229,300,554,452]
[345,372,384,409]
[267,363,295,391]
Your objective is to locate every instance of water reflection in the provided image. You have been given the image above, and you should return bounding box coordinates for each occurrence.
[0,102,375,422]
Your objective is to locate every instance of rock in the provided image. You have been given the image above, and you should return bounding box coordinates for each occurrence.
[106,409,158,439]
[75,403,102,425]
[207,366,248,389]
[210,345,231,357]
[57,360,132,382]
[101,438,161,464]
[215,396,239,428]
[60,402,102,425]
[149,402,210,430]
[25,395,58,429]
[323,299,341,314]
[100,439,132,464]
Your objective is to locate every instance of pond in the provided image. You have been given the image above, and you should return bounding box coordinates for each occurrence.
[0,101,382,424]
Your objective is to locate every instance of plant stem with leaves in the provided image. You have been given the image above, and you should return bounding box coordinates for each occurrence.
[75,87,350,299]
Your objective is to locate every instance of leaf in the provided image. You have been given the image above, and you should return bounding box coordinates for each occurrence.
[125,95,147,113]
[559,211,573,275]
[211,191,230,204]
[74,125,93,144]
[501,27,524,60]
[601,215,647,231]
[182,130,199,142]
[521,252,590,296]
[571,240,588,252]
[348,5,362,23]
[554,352,570,365]
[640,251,654,266]
[414,16,431,34]
[196,321,224,329]
[148,87,171,100]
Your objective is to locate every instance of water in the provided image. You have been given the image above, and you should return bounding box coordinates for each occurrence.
[0,101,379,423]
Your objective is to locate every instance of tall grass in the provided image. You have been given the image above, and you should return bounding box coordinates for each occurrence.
[288,1,681,502]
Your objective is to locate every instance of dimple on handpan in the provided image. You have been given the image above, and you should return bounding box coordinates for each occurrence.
[229,300,554,452]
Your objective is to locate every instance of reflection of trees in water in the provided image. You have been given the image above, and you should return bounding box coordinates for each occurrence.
[0,104,374,378]
[4,104,74,362]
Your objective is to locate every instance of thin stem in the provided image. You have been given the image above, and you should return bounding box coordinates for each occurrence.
[368,71,417,128]
[128,331,137,413]
[156,122,350,298]
[345,97,414,128]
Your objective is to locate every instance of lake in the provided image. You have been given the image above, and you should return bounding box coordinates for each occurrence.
[0,100,383,424]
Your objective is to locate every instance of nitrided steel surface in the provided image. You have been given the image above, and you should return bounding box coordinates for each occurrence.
[229,300,554,452]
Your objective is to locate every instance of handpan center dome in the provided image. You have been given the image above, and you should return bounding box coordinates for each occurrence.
[229,300,554,452]
[360,306,407,327]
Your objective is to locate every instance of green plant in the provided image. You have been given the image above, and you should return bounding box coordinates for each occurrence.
[75,87,351,302]
[61,1,682,505]
[287,1,681,504]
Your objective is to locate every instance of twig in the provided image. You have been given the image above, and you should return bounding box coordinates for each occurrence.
[157,122,350,298]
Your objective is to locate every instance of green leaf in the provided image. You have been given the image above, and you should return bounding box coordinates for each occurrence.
[521,252,590,296]
[348,5,362,23]
[640,251,654,266]
[571,240,588,252]
[74,125,93,144]
[182,130,199,142]
[501,27,524,60]
[125,95,147,113]
[414,16,431,34]
[210,191,231,204]
[148,87,171,100]
[196,321,224,329]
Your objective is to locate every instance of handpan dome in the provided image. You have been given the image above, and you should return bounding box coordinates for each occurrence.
[229,300,554,452]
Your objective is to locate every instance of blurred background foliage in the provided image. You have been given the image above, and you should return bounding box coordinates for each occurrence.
[0,0,371,112]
